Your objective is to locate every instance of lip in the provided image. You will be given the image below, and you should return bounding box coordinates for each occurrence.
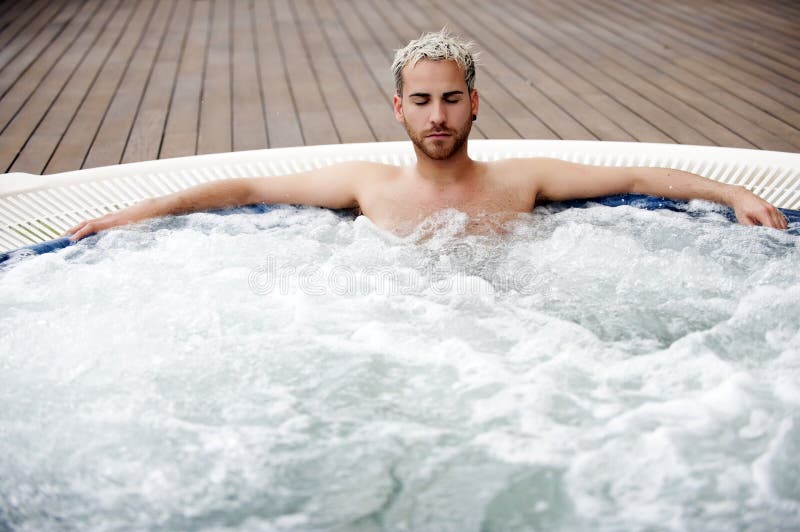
[426,132,451,138]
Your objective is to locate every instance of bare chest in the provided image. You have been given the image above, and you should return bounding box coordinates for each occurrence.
[359,176,534,235]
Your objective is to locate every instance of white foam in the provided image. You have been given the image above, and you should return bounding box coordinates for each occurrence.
[1,205,798,529]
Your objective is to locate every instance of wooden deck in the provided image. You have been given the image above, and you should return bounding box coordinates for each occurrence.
[0,0,798,176]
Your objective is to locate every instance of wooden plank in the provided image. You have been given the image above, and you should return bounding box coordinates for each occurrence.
[311,0,404,142]
[0,2,15,28]
[578,0,800,150]
[0,0,74,96]
[294,0,374,144]
[45,0,157,173]
[712,2,800,58]
[34,1,136,175]
[83,0,175,168]
[617,1,800,110]
[762,1,800,29]
[0,0,102,133]
[0,0,106,173]
[595,0,800,145]
[160,0,209,159]
[452,0,671,143]
[513,0,744,146]
[468,0,674,142]
[332,1,395,99]
[122,0,192,164]
[273,0,338,146]
[590,6,792,151]
[492,0,712,146]
[0,0,22,22]
[197,0,232,155]
[252,0,303,148]
[460,0,644,142]
[8,0,125,174]
[592,0,800,90]
[230,0,267,152]
[553,0,762,148]
[0,0,50,52]
[758,0,800,21]
[0,0,798,175]
[435,0,631,141]
[0,0,26,27]
[672,1,800,85]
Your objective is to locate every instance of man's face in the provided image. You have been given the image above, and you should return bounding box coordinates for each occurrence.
[393,60,478,161]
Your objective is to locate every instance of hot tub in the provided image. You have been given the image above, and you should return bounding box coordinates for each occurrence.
[1,140,799,530]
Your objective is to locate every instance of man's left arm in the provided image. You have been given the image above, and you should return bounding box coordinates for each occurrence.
[530,158,788,229]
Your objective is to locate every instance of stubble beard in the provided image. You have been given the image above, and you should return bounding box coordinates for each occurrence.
[405,119,471,161]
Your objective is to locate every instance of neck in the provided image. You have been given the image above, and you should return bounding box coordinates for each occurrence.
[413,142,477,185]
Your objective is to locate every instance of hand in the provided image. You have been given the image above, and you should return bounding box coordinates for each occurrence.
[63,200,156,241]
[63,212,127,242]
[729,186,788,229]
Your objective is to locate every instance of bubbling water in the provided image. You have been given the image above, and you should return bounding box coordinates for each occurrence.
[1,204,799,531]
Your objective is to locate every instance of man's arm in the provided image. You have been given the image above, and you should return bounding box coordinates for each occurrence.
[530,158,788,229]
[65,161,375,241]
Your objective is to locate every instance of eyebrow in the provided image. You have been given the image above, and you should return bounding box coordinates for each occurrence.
[408,90,465,98]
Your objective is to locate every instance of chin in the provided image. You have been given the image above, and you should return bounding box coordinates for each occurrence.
[427,136,469,160]
[405,121,470,161]
[424,140,455,160]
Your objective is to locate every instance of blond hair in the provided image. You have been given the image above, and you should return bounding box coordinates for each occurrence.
[391,29,479,96]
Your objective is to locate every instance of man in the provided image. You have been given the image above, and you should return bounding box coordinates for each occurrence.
[66,30,787,241]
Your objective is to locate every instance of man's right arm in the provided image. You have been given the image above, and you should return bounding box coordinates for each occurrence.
[65,161,374,241]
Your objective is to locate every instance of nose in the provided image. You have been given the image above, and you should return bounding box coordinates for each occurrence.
[429,100,446,126]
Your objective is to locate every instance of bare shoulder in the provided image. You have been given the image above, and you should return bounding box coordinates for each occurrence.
[247,160,402,209]
[322,160,401,177]
[483,157,595,207]
[342,160,405,189]
[484,157,586,190]
[305,159,400,187]
[483,157,552,191]
[484,157,560,178]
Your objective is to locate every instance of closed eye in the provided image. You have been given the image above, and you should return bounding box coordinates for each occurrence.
[412,98,461,105]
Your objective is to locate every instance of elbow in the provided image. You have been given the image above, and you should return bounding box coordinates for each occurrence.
[627,168,646,195]
[236,179,261,206]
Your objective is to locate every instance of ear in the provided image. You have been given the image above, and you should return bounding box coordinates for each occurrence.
[470,89,479,118]
[393,94,404,123]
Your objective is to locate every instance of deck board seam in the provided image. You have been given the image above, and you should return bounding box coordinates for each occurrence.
[42,0,142,174]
